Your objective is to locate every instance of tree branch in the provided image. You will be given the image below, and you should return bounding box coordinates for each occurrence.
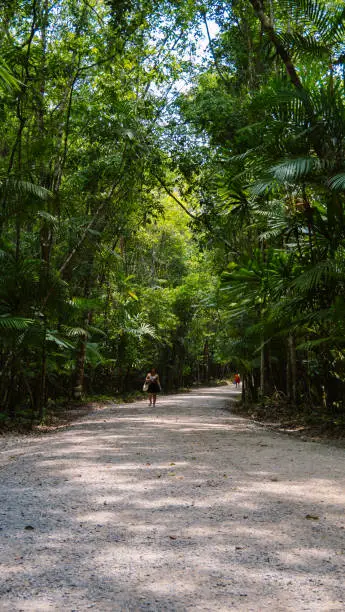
[153,174,198,220]
[82,0,106,26]
[53,64,80,193]
[77,52,118,74]
[153,173,233,248]
[202,12,230,87]
[58,178,120,278]
[41,171,125,309]
[248,0,303,90]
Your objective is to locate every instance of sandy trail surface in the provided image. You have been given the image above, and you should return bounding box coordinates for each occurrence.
[0,386,345,611]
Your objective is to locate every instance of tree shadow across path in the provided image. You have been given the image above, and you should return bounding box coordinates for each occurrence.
[0,386,345,611]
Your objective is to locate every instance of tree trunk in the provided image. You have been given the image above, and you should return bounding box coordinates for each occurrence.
[37,322,47,420]
[288,335,297,405]
[286,340,291,400]
[203,340,209,382]
[73,311,92,400]
[260,340,265,398]
[248,0,304,90]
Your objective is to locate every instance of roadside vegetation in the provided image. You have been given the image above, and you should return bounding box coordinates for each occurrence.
[1,0,345,433]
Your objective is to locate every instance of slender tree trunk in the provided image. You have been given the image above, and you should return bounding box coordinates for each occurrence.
[267,344,273,392]
[73,265,94,400]
[7,348,18,419]
[37,320,47,420]
[73,312,92,400]
[288,335,297,405]
[35,0,52,421]
[248,0,304,90]
[286,340,291,400]
[203,340,209,382]
[260,340,265,398]
[38,0,48,141]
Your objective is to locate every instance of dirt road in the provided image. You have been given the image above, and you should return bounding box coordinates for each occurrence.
[1,386,345,611]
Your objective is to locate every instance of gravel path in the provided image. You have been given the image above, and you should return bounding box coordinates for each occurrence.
[1,386,345,611]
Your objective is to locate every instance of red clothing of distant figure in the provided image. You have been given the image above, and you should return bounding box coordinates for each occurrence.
[234,374,241,386]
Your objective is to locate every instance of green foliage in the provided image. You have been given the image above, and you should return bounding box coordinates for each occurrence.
[3,0,345,423]
[173,0,345,411]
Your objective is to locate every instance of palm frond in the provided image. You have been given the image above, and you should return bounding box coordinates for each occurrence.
[0,178,51,200]
[85,342,104,366]
[301,0,331,37]
[69,297,103,311]
[297,337,332,351]
[277,32,330,59]
[249,177,279,196]
[280,0,332,39]
[126,321,158,339]
[270,157,323,182]
[37,211,59,228]
[60,326,88,338]
[328,6,345,43]
[0,315,34,330]
[46,332,74,350]
[0,60,20,91]
[87,325,106,337]
[328,173,345,191]
[291,260,336,293]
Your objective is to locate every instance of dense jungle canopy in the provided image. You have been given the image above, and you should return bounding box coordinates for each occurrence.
[1,0,345,423]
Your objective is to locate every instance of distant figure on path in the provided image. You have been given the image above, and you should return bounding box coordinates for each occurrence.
[145,368,161,407]
[234,373,241,388]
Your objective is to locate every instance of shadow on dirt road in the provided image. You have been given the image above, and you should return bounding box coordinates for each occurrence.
[1,386,345,611]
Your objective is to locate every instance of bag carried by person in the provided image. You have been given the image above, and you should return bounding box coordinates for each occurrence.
[143,381,149,392]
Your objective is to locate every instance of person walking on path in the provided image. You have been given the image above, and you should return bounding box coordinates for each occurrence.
[234,373,241,388]
[145,368,161,406]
